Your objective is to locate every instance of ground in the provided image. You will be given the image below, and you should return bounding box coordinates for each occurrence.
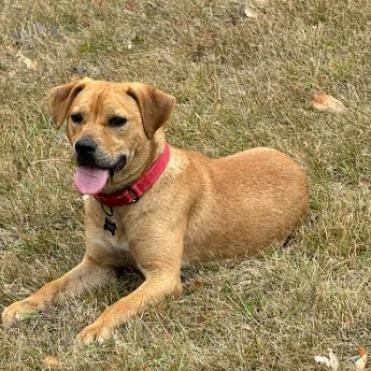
[0,0,370,370]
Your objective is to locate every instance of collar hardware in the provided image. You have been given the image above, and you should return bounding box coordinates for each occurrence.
[94,143,170,208]
[103,217,117,236]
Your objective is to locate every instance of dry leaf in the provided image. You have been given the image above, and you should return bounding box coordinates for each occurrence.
[191,278,205,289]
[359,178,371,187]
[17,52,38,71]
[355,346,368,370]
[311,92,346,114]
[43,355,59,368]
[125,0,137,12]
[239,3,258,19]
[314,349,339,370]
[186,278,209,292]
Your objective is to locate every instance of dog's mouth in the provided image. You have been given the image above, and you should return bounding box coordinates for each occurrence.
[73,155,127,195]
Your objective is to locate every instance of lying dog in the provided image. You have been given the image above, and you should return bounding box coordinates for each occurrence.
[2,78,309,343]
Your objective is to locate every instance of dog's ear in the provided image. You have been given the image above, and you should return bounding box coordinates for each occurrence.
[47,79,86,129]
[127,83,175,139]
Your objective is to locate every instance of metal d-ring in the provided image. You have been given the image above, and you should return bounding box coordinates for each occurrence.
[101,203,114,217]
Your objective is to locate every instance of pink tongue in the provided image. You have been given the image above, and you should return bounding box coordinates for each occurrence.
[73,167,109,195]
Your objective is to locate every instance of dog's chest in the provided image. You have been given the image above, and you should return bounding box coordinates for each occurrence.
[84,197,132,262]
[87,226,130,256]
[105,233,130,252]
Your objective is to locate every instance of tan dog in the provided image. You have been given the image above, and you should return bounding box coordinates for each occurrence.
[2,78,309,343]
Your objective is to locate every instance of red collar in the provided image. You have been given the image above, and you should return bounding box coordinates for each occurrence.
[94,143,170,207]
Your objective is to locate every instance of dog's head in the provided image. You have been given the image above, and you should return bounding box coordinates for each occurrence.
[47,78,175,194]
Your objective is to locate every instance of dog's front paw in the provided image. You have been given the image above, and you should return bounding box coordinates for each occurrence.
[2,299,41,326]
[77,320,113,344]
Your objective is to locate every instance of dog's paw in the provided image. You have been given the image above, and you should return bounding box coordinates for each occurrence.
[2,300,40,326]
[77,320,113,344]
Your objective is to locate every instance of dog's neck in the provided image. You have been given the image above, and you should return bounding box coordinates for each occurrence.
[103,130,166,194]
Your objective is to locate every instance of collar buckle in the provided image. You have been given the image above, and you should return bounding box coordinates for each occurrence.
[126,186,139,203]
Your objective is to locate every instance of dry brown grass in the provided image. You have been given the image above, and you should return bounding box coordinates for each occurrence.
[0,0,370,369]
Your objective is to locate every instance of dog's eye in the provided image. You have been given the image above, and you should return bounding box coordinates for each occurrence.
[71,113,83,124]
[108,116,128,127]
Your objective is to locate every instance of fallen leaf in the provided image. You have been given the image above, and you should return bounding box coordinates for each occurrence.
[311,92,346,114]
[43,355,59,368]
[199,30,217,49]
[191,278,205,289]
[125,0,137,12]
[359,178,371,187]
[314,349,339,370]
[186,278,209,292]
[239,3,258,19]
[195,313,207,323]
[355,346,368,370]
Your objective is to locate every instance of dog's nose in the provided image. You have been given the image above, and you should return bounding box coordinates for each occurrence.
[75,138,97,156]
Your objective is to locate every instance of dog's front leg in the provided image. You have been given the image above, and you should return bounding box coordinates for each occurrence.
[77,270,182,344]
[77,229,183,344]
[2,256,114,326]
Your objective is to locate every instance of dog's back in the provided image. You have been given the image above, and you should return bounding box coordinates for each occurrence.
[179,147,308,263]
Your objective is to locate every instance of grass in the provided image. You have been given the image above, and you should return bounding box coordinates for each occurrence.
[0,0,370,369]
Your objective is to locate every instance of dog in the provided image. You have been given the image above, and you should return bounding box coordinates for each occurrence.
[2,78,309,343]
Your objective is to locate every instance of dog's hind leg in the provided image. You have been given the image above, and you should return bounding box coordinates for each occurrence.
[2,255,114,326]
